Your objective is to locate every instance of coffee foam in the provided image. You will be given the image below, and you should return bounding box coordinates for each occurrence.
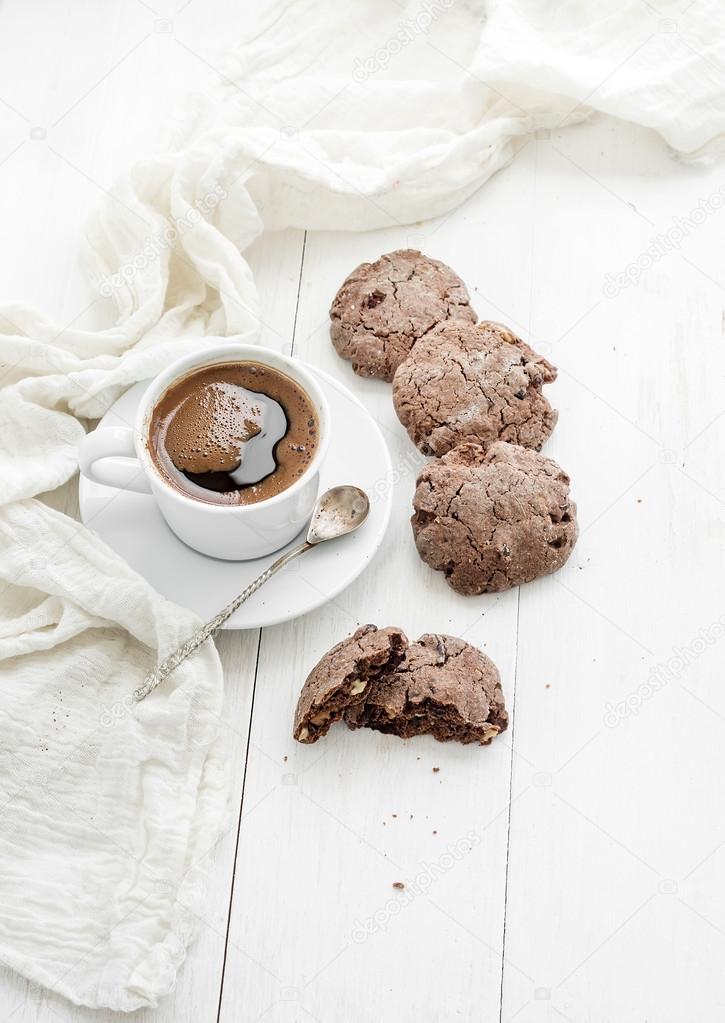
[164,382,273,475]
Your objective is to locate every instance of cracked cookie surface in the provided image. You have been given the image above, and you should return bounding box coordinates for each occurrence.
[294,625,408,743]
[345,633,508,745]
[393,320,558,455]
[412,441,578,595]
[329,249,476,382]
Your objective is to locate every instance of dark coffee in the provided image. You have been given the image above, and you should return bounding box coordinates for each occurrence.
[148,361,319,506]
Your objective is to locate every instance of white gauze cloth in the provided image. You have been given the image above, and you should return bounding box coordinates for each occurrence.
[1,0,723,1010]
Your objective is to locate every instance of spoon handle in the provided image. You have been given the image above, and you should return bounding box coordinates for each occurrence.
[134,539,314,702]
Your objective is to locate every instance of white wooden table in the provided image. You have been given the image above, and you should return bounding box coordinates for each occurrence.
[2,3,725,1021]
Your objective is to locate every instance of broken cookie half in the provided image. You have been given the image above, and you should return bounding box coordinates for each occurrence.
[293,625,408,743]
[294,626,508,747]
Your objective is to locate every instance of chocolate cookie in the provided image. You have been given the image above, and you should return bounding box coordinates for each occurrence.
[412,441,578,595]
[294,625,408,743]
[329,249,477,381]
[293,627,508,746]
[393,320,558,456]
[345,634,508,745]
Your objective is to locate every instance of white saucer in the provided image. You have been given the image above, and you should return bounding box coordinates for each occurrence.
[78,366,392,629]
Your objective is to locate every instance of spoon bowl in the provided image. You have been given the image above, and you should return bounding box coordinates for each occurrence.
[307,485,370,544]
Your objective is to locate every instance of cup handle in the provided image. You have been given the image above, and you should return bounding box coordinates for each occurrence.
[79,427,152,495]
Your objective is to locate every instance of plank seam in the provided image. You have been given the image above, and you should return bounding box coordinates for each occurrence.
[498,586,522,1023]
[290,230,308,356]
[216,630,263,1023]
[499,137,536,1021]
[216,229,308,1021]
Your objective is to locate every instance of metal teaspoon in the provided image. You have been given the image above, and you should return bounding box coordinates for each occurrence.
[133,485,370,702]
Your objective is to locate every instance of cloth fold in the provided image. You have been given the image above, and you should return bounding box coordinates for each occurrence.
[1,0,724,1009]
[0,501,226,1010]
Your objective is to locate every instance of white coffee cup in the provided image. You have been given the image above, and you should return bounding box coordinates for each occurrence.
[78,343,330,560]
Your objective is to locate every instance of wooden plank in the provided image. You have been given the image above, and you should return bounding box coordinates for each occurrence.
[218,144,540,1021]
[500,120,725,1023]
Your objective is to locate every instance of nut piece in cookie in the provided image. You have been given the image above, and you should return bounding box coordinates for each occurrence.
[329,249,477,382]
[393,320,558,456]
[293,625,408,743]
[412,441,578,595]
[345,634,508,745]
